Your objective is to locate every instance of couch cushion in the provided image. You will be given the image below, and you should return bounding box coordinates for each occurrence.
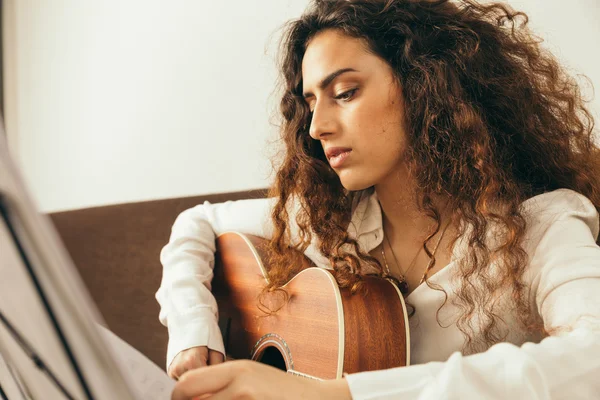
[48,188,268,370]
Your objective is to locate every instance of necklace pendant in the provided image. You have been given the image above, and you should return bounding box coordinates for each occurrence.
[397,279,409,296]
[384,274,410,297]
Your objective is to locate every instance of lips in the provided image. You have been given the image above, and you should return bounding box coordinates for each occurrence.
[325,147,352,168]
[325,147,352,160]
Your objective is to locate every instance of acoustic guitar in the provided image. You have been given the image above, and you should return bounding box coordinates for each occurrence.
[212,231,410,380]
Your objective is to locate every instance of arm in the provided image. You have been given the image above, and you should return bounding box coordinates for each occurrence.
[344,189,600,400]
[155,196,278,370]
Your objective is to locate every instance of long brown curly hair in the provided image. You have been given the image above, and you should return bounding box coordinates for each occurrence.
[260,0,600,353]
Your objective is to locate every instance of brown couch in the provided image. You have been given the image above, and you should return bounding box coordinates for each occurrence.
[48,188,268,370]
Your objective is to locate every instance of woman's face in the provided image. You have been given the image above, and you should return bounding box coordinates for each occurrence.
[301,29,408,191]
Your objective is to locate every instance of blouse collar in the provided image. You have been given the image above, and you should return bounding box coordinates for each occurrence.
[348,190,384,252]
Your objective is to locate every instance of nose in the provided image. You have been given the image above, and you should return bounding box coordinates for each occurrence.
[308,101,336,141]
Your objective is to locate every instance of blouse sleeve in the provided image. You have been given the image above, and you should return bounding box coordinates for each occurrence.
[155,197,277,370]
[344,189,600,400]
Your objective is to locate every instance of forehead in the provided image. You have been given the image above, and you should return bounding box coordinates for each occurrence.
[301,30,371,85]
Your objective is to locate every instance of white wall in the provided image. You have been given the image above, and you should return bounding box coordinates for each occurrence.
[3,0,600,212]
[3,0,309,212]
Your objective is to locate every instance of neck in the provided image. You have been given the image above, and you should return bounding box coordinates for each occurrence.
[374,163,451,242]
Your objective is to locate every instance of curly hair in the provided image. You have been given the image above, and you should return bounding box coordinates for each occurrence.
[260,0,600,354]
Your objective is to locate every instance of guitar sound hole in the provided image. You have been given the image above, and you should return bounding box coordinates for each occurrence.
[257,346,287,371]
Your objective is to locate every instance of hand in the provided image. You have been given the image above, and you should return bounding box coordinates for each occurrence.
[171,359,352,400]
[168,346,225,380]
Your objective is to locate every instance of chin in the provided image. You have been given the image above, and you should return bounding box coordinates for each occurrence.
[337,172,376,192]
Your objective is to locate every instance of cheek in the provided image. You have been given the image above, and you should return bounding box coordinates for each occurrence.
[371,123,405,161]
[352,101,406,161]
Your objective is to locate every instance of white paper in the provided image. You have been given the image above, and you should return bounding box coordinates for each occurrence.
[0,350,29,400]
[98,325,176,400]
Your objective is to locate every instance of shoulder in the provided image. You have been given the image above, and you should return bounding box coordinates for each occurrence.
[520,189,600,286]
[520,188,599,243]
[169,196,278,237]
[519,189,600,313]
[521,188,597,219]
[176,196,277,221]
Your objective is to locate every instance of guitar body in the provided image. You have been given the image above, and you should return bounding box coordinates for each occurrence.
[212,231,410,380]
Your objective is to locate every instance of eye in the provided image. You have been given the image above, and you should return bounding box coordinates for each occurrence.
[335,88,358,101]
[307,88,358,113]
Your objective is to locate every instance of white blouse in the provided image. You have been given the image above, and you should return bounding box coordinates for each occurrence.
[156,188,600,399]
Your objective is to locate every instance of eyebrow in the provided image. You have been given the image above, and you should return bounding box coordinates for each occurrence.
[302,67,359,99]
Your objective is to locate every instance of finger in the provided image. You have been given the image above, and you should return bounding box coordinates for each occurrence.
[171,362,236,400]
[208,351,225,365]
[170,360,189,381]
[170,349,209,380]
[169,363,187,381]
[168,356,184,380]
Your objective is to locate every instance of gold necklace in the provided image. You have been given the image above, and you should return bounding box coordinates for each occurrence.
[381,221,451,295]
[384,232,421,278]
[380,240,410,295]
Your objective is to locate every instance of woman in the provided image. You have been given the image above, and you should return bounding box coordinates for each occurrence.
[157,0,600,398]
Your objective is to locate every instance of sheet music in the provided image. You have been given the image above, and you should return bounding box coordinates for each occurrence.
[0,350,30,400]
[97,326,176,400]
